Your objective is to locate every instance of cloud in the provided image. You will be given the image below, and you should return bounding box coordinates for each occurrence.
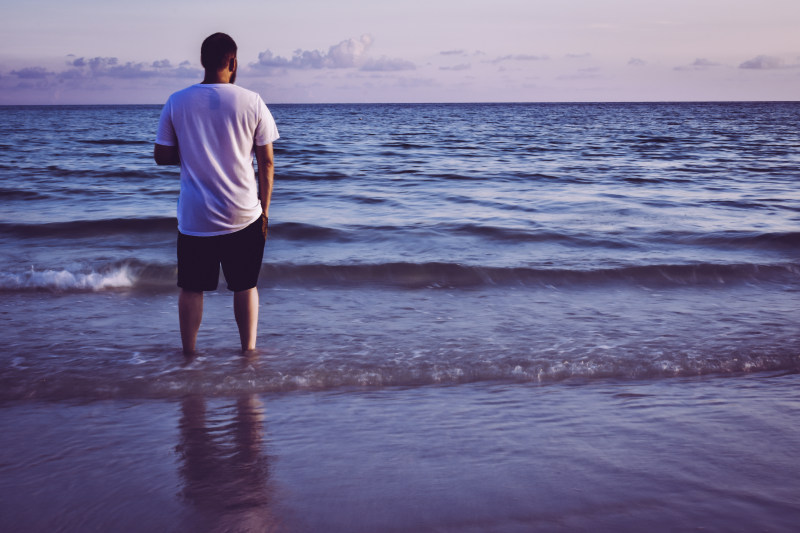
[440,63,471,72]
[627,58,646,67]
[440,50,467,56]
[674,58,723,71]
[693,58,721,67]
[328,35,374,67]
[566,53,591,59]
[1,55,202,94]
[739,55,784,69]
[10,67,54,79]
[72,56,117,70]
[489,54,549,64]
[557,67,602,81]
[62,56,201,79]
[361,57,415,72]
[252,35,413,72]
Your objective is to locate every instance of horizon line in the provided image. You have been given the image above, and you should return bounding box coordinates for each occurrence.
[1,99,799,107]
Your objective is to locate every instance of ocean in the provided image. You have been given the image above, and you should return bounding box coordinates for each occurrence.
[1,102,799,531]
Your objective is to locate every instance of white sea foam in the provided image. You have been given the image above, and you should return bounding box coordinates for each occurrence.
[0,265,137,291]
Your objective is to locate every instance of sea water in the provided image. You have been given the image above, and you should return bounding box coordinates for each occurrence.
[0,102,798,531]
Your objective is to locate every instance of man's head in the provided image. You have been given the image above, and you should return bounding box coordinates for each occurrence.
[201,32,238,83]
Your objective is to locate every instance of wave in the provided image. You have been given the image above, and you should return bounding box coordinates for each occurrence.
[0,264,143,292]
[7,215,798,252]
[42,165,168,180]
[2,346,797,401]
[256,262,800,288]
[0,260,176,292]
[634,136,677,143]
[0,217,177,237]
[0,218,355,242]
[0,188,45,200]
[279,171,350,181]
[2,260,797,293]
[659,230,800,249]
[78,139,150,146]
[276,221,348,241]
[446,224,637,248]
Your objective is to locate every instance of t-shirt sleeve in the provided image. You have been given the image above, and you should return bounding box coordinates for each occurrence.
[155,99,177,146]
[254,97,280,146]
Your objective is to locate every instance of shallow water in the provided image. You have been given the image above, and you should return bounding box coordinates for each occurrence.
[1,282,798,400]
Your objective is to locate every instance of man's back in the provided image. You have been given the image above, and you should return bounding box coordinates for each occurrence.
[156,83,279,236]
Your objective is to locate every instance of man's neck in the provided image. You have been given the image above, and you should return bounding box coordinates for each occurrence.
[202,67,234,84]
[202,74,229,84]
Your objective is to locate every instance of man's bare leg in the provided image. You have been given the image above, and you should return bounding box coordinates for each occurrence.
[179,289,204,355]
[234,287,259,352]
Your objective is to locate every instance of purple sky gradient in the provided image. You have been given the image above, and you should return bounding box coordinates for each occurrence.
[1,0,798,104]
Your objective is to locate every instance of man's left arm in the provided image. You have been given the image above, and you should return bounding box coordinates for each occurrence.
[255,143,274,238]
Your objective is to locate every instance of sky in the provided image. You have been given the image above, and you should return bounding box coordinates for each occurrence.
[0,0,798,104]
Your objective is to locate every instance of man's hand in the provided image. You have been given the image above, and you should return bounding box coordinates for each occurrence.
[261,213,269,240]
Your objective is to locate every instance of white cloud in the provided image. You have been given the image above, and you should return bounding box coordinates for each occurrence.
[252,35,413,72]
[628,58,646,67]
[327,34,374,68]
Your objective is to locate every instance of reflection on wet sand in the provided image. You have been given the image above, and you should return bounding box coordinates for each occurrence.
[177,394,280,532]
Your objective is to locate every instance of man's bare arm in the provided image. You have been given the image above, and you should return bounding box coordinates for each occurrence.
[255,143,274,217]
[154,143,180,165]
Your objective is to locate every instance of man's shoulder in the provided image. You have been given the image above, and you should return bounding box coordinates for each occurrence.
[166,83,202,102]
[222,84,265,104]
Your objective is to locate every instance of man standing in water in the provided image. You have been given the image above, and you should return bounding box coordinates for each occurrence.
[154,32,279,355]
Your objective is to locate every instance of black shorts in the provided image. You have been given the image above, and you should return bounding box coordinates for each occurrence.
[177,216,266,292]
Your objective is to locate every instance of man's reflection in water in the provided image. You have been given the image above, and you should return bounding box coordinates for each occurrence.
[177,393,280,532]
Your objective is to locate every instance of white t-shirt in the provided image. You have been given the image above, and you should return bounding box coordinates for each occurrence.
[156,83,279,236]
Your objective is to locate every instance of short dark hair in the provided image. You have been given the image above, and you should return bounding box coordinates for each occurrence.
[201,32,238,71]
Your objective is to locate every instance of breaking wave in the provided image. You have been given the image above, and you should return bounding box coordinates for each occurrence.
[1,260,797,292]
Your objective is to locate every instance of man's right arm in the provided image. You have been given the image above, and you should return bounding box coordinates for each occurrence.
[154,143,180,166]
[254,143,274,217]
[255,143,274,239]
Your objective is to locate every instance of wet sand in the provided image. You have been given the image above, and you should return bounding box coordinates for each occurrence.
[2,373,799,532]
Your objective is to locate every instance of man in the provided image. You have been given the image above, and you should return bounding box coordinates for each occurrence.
[154,32,279,355]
